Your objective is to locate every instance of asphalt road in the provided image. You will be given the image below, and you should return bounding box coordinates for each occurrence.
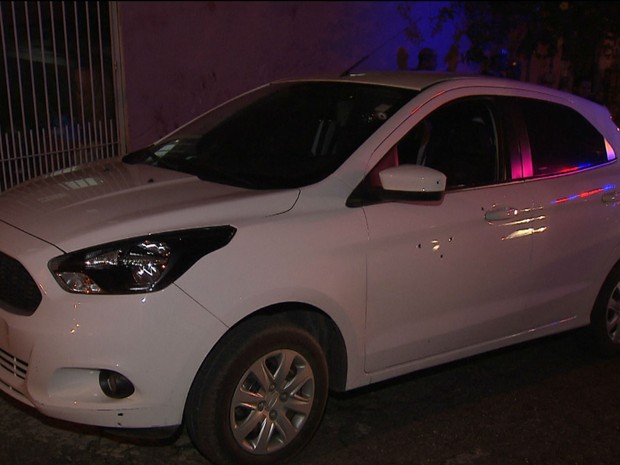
[2,329,620,465]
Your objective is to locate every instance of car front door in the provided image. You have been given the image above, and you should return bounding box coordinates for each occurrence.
[359,96,539,373]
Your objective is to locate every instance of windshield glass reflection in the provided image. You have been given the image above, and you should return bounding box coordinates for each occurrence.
[123,82,416,189]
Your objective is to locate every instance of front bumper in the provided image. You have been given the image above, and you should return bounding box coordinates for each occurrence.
[0,221,227,428]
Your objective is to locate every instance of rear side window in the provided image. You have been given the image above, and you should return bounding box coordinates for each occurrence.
[520,99,610,177]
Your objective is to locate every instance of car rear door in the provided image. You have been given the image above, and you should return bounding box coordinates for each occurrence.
[515,97,620,328]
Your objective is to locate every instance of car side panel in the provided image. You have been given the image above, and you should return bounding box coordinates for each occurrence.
[526,163,620,326]
[173,203,371,389]
[363,182,538,373]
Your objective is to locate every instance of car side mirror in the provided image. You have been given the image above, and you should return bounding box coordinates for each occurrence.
[379,165,446,193]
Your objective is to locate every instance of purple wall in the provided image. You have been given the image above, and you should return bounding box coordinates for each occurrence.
[118,1,455,152]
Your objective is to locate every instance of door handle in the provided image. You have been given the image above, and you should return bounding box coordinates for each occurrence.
[484,206,519,222]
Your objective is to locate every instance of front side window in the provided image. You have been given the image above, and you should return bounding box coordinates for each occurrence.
[124,82,416,189]
[520,99,612,177]
[366,97,504,192]
[408,98,501,189]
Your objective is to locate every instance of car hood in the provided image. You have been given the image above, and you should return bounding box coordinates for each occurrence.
[0,158,300,252]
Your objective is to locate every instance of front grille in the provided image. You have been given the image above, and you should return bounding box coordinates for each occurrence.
[0,251,42,316]
[0,347,28,380]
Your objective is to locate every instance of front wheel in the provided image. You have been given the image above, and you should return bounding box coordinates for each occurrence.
[185,319,329,465]
[590,266,620,357]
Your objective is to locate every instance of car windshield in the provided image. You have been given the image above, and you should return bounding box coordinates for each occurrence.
[123,81,417,189]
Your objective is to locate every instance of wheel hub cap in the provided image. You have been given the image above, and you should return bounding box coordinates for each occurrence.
[230,348,315,454]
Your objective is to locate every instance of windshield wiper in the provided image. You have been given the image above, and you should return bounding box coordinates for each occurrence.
[122,148,156,164]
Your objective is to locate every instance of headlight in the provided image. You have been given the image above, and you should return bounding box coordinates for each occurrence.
[49,226,236,294]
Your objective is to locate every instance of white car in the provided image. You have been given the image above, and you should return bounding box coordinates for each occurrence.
[1,72,620,465]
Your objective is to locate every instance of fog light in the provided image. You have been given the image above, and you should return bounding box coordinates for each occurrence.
[99,370,135,399]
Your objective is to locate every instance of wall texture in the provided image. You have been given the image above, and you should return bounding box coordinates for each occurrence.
[118,1,455,152]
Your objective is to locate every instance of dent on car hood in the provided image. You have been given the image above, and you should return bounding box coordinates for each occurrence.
[0,158,300,251]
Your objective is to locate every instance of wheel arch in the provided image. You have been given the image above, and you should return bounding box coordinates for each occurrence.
[183,302,337,464]
[250,303,347,392]
[208,302,349,393]
[592,258,620,321]
[586,256,620,357]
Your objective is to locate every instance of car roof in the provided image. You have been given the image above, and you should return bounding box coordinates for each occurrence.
[274,71,462,91]
[274,70,588,100]
[273,70,609,117]
[334,71,471,91]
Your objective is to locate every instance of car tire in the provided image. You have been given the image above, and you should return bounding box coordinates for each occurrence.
[184,317,329,465]
[590,266,620,357]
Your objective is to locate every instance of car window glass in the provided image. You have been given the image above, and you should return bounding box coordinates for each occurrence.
[124,82,416,189]
[520,99,610,177]
[368,98,501,191]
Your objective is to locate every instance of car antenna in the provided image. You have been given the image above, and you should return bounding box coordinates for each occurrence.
[340,28,406,77]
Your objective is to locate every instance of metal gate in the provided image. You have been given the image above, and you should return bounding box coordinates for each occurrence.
[0,1,124,191]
